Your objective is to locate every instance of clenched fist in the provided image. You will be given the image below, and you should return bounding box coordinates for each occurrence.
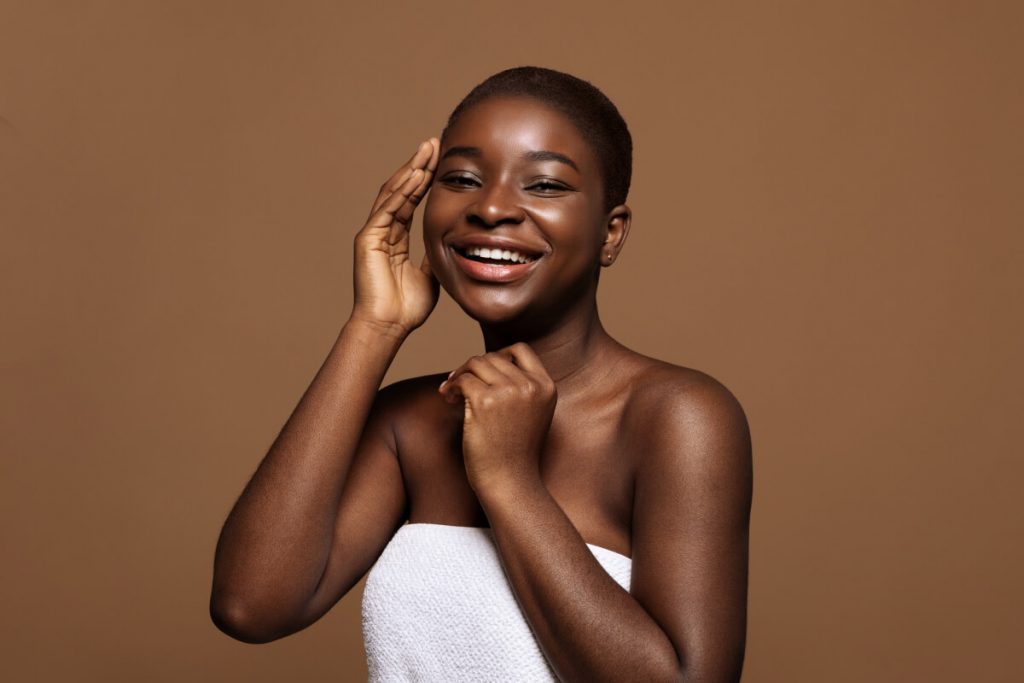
[438,342,557,494]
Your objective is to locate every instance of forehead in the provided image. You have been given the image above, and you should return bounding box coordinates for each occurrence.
[442,96,597,171]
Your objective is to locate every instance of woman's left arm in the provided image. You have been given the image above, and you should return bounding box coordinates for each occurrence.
[441,348,753,683]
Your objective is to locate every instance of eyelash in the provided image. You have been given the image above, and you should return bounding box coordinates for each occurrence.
[444,175,567,193]
[445,176,478,187]
[531,181,566,192]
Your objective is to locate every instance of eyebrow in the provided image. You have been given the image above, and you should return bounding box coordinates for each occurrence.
[442,146,579,172]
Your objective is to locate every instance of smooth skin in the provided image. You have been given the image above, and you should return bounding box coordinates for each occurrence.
[211,97,752,683]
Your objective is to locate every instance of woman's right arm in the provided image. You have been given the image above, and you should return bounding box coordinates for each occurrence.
[209,138,440,643]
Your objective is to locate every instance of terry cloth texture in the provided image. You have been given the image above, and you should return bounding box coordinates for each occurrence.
[361,522,632,682]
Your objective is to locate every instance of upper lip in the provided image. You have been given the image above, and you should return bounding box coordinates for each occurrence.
[446,234,549,258]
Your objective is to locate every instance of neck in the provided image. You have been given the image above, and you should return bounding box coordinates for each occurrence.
[479,292,619,397]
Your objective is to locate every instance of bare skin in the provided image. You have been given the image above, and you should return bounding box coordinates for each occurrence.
[211,97,752,683]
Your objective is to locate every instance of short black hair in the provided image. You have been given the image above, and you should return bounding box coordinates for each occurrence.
[441,66,632,213]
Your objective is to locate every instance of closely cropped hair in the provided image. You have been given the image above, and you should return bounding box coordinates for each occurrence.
[441,66,633,213]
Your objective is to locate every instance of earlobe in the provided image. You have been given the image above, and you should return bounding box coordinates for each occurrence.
[600,204,632,266]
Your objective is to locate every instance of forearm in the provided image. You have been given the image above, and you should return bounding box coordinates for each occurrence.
[211,318,404,625]
[479,480,682,683]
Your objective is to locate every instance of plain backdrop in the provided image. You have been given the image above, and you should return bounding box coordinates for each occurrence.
[1,2,1021,681]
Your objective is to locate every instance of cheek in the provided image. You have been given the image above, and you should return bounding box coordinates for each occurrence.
[421,193,446,254]
[533,203,604,254]
[422,191,439,233]
[422,190,458,238]
[421,194,458,290]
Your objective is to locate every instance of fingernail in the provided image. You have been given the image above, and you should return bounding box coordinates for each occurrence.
[447,370,455,380]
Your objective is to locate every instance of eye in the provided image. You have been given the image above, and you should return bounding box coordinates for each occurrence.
[441,173,480,189]
[527,179,569,193]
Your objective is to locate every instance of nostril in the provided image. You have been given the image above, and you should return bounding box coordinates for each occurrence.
[467,213,524,228]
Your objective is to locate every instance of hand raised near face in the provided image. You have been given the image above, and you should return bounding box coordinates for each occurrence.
[438,343,558,494]
[351,138,440,338]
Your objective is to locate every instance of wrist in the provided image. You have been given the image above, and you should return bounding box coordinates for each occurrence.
[343,314,410,345]
[474,469,547,510]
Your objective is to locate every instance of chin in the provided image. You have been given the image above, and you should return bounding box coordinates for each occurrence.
[447,287,534,326]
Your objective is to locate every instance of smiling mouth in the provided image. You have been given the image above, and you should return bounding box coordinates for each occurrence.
[449,245,543,283]
[452,245,540,265]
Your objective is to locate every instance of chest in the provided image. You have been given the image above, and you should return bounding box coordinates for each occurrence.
[397,397,637,556]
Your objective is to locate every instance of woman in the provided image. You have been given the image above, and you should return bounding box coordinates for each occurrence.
[211,66,753,682]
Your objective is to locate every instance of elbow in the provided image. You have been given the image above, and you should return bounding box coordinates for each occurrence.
[209,592,291,644]
[676,658,745,683]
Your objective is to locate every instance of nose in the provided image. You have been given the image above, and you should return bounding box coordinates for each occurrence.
[467,177,526,228]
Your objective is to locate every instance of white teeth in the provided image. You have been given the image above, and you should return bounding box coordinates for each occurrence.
[464,245,536,264]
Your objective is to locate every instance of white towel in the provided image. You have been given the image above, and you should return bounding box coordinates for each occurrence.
[361,522,632,682]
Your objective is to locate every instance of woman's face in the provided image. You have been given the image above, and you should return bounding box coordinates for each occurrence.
[423,96,617,326]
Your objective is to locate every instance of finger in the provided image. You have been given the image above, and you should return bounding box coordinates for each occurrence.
[443,372,489,408]
[409,140,439,202]
[389,138,440,236]
[481,352,528,385]
[464,355,512,385]
[386,178,433,244]
[375,140,431,203]
[368,165,414,219]
[363,168,424,235]
[399,138,439,207]
[389,168,435,243]
[440,355,501,395]
[425,137,440,175]
[503,343,551,380]
[369,140,434,218]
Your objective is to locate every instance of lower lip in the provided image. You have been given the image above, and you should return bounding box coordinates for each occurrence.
[450,248,541,283]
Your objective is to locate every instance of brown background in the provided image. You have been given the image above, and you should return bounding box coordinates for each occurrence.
[1,2,1020,681]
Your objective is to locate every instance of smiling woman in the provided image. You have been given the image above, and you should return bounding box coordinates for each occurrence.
[210,66,753,683]
[425,94,624,326]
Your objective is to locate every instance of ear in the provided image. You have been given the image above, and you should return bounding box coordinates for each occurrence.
[600,204,632,267]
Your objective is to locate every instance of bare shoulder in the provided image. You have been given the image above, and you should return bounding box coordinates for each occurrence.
[377,371,449,410]
[374,371,458,446]
[622,355,752,466]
